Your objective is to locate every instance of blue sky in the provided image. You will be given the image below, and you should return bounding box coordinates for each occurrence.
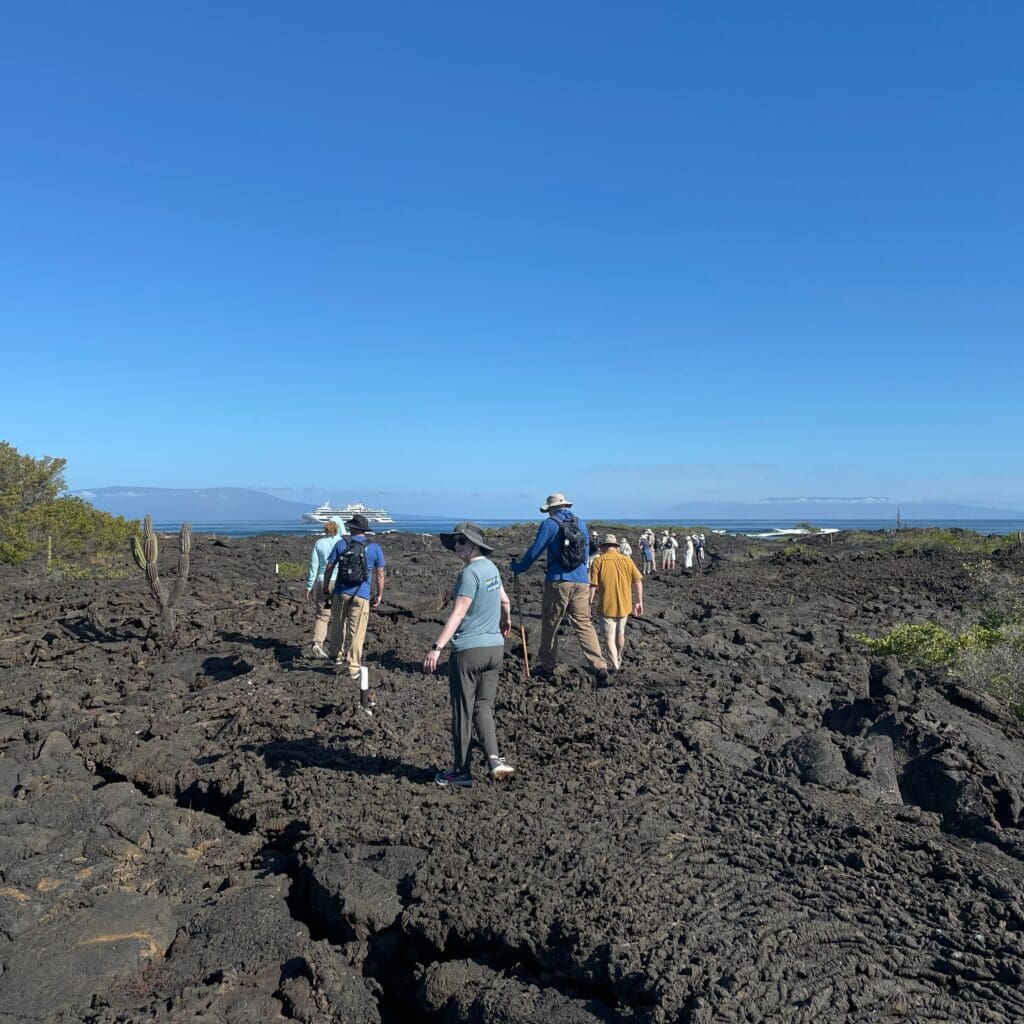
[2,2,1022,516]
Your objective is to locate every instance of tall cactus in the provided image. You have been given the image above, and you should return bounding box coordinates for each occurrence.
[131,515,192,635]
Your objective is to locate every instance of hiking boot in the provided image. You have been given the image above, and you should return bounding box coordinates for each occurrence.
[488,756,515,780]
[533,667,556,682]
[595,668,611,687]
[311,643,327,659]
[435,768,472,788]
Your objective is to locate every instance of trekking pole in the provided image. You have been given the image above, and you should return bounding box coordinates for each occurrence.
[513,573,531,680]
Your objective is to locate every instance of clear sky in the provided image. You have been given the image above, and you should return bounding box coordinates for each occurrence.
[2,2,1022,516]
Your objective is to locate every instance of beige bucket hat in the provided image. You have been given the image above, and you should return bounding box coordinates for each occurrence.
[599,533,619,548]
[539,492,573,512]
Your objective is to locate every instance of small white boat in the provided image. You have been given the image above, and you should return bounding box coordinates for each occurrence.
[302,502,395,525]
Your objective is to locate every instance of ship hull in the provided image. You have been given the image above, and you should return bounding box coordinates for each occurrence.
[302,503,395,525]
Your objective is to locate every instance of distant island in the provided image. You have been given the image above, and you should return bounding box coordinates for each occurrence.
[73,487,311,522]
[667,498,1024,520]
[72,487,1024,524]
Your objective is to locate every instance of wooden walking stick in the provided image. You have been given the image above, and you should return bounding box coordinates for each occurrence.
[513,573,531,679]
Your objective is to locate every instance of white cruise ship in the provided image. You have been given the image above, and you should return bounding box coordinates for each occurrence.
[302,502,395,526]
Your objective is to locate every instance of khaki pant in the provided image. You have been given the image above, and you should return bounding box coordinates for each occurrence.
[310,590,331,645]
[539,581,607,673]
[602,615,628,670]
[327,593,370,677]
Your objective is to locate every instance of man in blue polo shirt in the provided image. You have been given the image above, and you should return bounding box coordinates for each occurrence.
[322,513,386,682]
[511,492,609,684]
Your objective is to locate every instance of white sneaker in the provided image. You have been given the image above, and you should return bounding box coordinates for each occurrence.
[488,756,515,780]
[312,643,327,659]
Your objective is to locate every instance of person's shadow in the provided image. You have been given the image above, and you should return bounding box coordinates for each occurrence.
[255,736,434,784]
[216,629,304,668]
[61,615,147,643]
[376,646,431,674]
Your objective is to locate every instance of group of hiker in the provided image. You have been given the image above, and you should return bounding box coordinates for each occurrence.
[634,529,706,574]
[303,496,704,789]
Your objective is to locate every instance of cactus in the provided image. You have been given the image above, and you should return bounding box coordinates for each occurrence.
[129,515,192,635]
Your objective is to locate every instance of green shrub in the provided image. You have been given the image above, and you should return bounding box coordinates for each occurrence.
[0,442,138,567]
[889,529,1006,556]
[959,625,1024,719]
[0,441,65,515]
[46,556,92,581]
[794,522,822,533]
[780,542,821,561]
[857,621,1024,719]
[277,561,305,580]
[855,622,1003,668]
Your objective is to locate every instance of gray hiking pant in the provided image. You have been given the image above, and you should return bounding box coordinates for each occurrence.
[448,644,503,772]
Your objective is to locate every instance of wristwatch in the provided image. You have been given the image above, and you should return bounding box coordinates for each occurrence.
[431,643,441,651]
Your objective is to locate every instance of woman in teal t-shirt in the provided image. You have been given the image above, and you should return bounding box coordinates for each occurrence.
[423,521,514,788]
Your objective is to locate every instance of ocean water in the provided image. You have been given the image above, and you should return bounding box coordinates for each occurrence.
[155,517,1024,538]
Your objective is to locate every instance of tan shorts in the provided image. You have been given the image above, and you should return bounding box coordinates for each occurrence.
[602,615,628,641]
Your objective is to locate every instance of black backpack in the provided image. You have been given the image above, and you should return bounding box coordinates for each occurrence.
[334,537,369,587]
[555,514,587,571]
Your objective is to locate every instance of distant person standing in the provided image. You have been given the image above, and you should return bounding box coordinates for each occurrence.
[305,517,347,658]
[589,534,644,675]
[696,533,707,567]
[618,535,633,560]
[684,535,695,570]
[511,493,609,684]
[666,533,678,570]
[424,522,515,788]
[639,532,654,575]
[322,513,386,692]
[660,531,673,571]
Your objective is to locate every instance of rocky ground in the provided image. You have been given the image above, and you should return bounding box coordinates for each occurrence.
[2,526,1024,1023]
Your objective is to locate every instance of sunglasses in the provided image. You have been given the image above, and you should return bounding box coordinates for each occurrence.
[453,536,469,547]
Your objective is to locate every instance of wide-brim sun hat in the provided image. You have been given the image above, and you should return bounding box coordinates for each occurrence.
[539,492,573,512]
[345,513,373,534]
[440,521,495,554]
[599,533,618,547]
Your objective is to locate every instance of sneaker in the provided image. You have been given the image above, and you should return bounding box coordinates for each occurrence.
[435,768,472,788]
[488,756,515,780]
[312,643,327,659]
[595,668,610,686]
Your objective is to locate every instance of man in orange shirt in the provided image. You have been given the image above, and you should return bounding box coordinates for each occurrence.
[588,533,644,677]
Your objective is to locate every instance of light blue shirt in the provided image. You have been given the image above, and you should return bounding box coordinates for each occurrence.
[451,557,504,651]
[307,534,340,590]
